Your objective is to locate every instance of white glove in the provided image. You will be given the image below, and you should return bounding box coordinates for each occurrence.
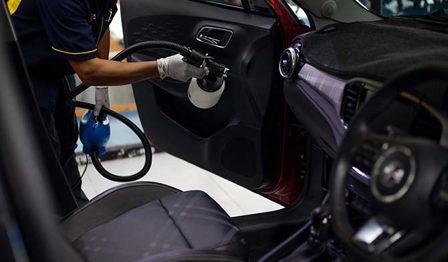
[94,86,110,120]
[157,54,207,82]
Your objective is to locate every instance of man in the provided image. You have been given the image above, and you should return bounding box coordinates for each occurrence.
[8,0,206,205]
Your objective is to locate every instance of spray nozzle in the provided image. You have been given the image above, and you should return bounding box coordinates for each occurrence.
[204,59,229,79]
[179,46,228,109]
[180,47,228,79]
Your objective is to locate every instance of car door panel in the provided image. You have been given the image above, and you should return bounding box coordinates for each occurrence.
[121,0,282,189]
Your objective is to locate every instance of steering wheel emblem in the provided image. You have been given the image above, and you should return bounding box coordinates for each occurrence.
[371,146,416,203]
[380,163,405,187]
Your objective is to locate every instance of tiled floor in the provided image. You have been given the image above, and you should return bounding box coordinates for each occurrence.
[79,153,283,217]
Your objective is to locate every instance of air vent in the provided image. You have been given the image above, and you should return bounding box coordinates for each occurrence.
[352,142,381,176]
[340,81,367,126]
[279,46,301,79]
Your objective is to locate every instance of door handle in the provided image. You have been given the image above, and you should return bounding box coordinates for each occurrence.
[196,26,233,48]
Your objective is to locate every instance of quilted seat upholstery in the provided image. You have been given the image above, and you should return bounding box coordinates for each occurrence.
[61,183,247,262]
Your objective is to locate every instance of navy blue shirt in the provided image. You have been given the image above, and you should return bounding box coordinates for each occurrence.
[10,0,117,109]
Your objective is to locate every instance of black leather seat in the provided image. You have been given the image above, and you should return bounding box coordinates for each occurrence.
[61,182,248,262]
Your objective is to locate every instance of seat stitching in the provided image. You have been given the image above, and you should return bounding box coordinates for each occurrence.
[158,199,193,249]
[64,182,180,219]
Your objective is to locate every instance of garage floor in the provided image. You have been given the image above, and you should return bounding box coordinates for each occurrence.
[79,153,283,217]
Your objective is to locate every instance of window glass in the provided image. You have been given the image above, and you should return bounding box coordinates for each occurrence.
[285,0,311,26]
[195,0,276,16]
[250,0,276,15]
[356,0,448,17]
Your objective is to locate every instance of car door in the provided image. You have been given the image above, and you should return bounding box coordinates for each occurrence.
[121,0,294,192]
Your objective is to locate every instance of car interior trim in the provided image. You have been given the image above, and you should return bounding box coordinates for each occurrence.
[298,63,346,116]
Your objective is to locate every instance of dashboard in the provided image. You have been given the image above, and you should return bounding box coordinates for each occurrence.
[280,41,383,158]
[279,19,447,198]
[273,14,448,261]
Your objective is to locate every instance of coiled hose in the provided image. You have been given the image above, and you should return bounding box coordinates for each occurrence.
[73,101,152,182]
[71,40,194,182]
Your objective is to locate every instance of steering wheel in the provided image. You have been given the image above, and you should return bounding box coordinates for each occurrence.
[330,64,448,261]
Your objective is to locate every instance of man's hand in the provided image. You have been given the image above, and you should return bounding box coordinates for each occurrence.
[94,86,110,122]
[157,54,207,82]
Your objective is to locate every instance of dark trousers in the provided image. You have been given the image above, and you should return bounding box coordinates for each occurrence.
[39,85,88,205]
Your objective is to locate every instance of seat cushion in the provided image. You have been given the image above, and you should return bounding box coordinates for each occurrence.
[65,188,247,262]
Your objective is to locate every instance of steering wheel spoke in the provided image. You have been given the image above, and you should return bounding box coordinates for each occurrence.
[352,217,406,255]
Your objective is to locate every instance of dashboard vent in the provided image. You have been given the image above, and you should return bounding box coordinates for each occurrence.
[279,44,302,79]
[340,81,368,125]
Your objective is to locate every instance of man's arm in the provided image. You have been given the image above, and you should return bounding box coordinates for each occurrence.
[69,57,160,86]
[92,30,111,118]
[70,58,160,86]
[69,30,160,87]
[69,28,159,86]
[69,29,205,85]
